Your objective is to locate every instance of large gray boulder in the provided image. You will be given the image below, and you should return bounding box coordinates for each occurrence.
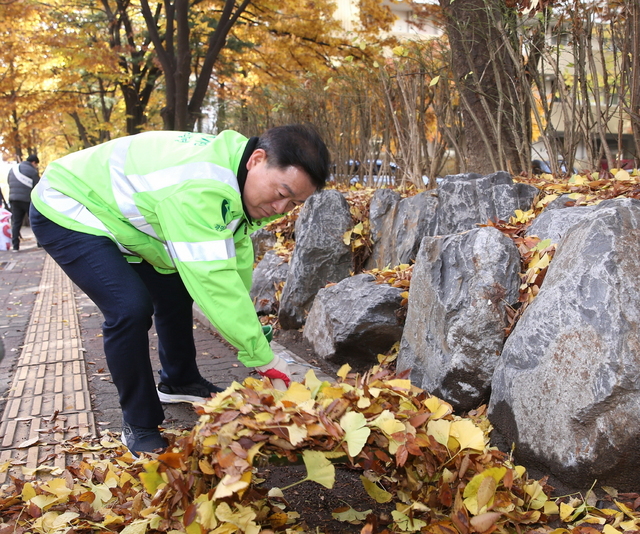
[437,171,539,234]
[397,226,521,411]
[489,198,640,490]
[303,274,405,369]
[278,190,353,329]
[250,250,289,315]
[526,204,597,244]
[365,190,439,270]
[366,189,401,267]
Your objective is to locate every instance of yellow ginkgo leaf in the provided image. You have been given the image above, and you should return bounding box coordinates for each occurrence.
[304,369,323,397]
[140,461,165,495]
[213,474,250,499]
[119,519,151,534]
[568,174,588,185]
[281,382,312,404]
[385,379,411,390]
[450,419,485,451]
[21,482,36,502]
[215,502,260,534]
[524,480,548,510]
[533,238,552,251]
[29,495,59,511]
[340,411,371,457]
[337,364,352,379]
[620,520,639,531]
[427,419,451,447]
[544,501,560,515]
[559,502,575,521]
[195,494,218,530]
[40,478,73,501]
[391,510,427,531]
[614,169,631,181]
[302,450,335,489]
[463,467,506,515]
[286,424,308,446]
[603,525,623,534]
[424,396,452,419]
[332,505,371,523]
[360,476,393,503]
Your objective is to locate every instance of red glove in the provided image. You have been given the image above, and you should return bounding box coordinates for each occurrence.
[256,354,291,389]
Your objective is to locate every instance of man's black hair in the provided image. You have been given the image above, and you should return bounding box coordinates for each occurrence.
[26,154,39,164]
[256,124,330,190]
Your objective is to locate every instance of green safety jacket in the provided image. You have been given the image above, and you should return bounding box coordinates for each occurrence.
[32,130,275,367]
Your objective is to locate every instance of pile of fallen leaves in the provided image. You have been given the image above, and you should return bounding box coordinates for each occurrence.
[516,169,640,203]
[2,366,640,533]
[341,186,376,272]
[262,206,303,264]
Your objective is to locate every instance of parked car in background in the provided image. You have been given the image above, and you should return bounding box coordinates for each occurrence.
[599,159,635,171]
[532,159,576,174]
[334,158,398,176]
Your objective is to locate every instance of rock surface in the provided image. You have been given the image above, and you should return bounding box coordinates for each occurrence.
[278,190,353,329]
[250,250,289,315]
[397,226,521,411]
[437,171,539,234]
[303,273,405,369]
[251,228,277,260]
[366,190,438,270]
[489,198,640,490]
[526,204,597,244]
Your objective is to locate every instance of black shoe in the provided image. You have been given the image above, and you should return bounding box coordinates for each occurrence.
[120,420,167,457]
[157,376,224,403]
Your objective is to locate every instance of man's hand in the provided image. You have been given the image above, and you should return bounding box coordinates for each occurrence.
[256,354,291,390]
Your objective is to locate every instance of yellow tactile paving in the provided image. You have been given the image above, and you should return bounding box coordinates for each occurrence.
[0,255,96,485]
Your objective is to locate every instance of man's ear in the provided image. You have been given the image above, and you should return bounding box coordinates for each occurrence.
[246,148,267,170]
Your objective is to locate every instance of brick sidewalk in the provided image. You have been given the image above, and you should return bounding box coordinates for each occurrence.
[0,229,332,485]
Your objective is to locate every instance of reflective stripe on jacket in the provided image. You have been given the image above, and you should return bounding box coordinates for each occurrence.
[31,130,274,367]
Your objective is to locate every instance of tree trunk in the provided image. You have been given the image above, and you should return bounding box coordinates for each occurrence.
[438,0,524,174]
[140,0,252,132]
[100,0,162,135]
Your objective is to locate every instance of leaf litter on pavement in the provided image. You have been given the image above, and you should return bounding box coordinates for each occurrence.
[1,364,639,533]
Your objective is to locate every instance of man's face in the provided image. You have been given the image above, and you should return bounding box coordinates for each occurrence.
[244,148,317,220]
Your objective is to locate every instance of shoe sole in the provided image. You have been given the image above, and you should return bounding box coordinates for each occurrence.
[157,389,208,404]
[120,431,139,459]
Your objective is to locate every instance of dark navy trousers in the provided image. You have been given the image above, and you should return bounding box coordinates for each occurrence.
[30,204,200,428]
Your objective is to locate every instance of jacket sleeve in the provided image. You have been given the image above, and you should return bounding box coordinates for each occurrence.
[153,184,275,368]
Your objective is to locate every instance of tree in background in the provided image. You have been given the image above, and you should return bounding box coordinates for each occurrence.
[0,1,60,161]
[436,0,531,175]
[2,0,637,178]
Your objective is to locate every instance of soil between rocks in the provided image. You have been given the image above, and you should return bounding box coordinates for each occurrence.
[257,464,394,533]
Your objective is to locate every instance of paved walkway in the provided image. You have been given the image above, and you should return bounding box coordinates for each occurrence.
[0,228,332,485]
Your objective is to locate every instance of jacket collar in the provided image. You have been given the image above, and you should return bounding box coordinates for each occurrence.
[237,136,259,224]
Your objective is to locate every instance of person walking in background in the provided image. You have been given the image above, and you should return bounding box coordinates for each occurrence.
[8,155,40,251]
[30,125,329,456]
